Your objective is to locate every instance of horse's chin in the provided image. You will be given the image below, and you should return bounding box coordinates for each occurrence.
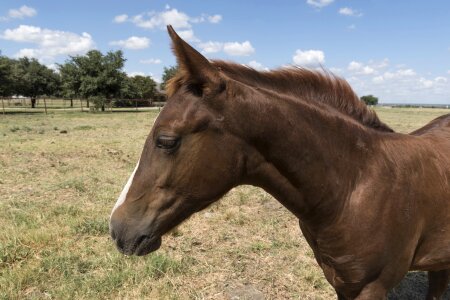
[134,236,162,256]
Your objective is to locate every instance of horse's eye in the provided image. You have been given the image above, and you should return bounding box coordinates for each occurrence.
[156,135,180,151]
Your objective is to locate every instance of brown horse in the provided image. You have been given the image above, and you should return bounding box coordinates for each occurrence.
[110,26,450,299]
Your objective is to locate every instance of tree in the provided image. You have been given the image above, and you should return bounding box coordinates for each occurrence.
[126,75,157,99]
[0,55,14,97]
[118,75,158,107]
[361,95,379,106]
[69,50,126,111]
[58,61,81,107]
[160,66,178,91]
[13,57,60,108]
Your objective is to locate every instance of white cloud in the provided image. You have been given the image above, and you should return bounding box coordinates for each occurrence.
[415,76,448,89]
[128,71,146,77]
[396,69,416,77]
[2,5,37,20]
[190,16,205,23]
[198,40,255,56]
[372,76,384,84]
[177,29,199,42]
[339,7,363,17]
[306,0,334,8]
[370,58,389,69]
[380,69,416,80]
[247,60,269,71]
[15,48,37,57]
[223,41,255,56]
[191,14,222,24]
[133,8,191,29]
[339,59,450,103]
[434,76,447,83]
[114,8,222,44]
[1,25,94,62]
[293,49,325,66]
[361,66,375,75]
[198,41,224,54]
[329,67,343,74]
[348,24,356,30]
[347,59,391,76]
[139,58,162,64]
[119,8,222,30]
[149,72,162,83]
[46,63,58,71]
[381,72,394,80]
[114,14,128,23]
[348,61,362,71]
[347,61,375,74]
[110,36,150,50]
[419,78,434,88]
[447,70,450,75]
[208,14,222,23]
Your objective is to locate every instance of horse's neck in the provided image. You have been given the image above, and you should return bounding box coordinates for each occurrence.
[227,86,378,229]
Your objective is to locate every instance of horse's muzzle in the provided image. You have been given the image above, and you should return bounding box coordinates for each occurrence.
[109,218,161,256]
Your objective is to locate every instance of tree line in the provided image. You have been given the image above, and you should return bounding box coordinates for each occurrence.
[0,50,179,111]
[1,50,378,110]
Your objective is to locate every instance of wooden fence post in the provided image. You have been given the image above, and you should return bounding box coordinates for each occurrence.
[80,99,83,112]
[1,98,5,115]
[43,98,48,115]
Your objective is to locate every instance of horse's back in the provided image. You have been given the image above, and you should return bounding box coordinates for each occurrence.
[410,113,450,137]
[408,113,450,164]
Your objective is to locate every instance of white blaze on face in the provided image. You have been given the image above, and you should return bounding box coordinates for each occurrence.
[111,160,140,218]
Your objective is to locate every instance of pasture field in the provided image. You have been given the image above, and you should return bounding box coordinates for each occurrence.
[0,107,449,299]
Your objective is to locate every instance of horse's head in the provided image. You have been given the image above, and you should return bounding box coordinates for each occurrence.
[109,26,247,256]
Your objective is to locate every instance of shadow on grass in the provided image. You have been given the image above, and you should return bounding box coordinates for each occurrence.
[2,111,47,115]
[1,109,159,115]
[387,271,450,300]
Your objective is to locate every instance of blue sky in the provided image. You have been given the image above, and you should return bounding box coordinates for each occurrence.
[0,0,449,104]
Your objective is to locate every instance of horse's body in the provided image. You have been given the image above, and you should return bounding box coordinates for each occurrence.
[110,26,450,299]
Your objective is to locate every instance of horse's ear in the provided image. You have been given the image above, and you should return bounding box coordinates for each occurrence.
[167,25,222,96]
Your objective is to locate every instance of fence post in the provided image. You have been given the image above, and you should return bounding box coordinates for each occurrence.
[80,99,83,112]
[43,98,48,115]
[1,98,5,115]
[135,99,138,111]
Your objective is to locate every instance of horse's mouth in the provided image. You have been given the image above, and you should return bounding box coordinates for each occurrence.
[114,235,162,256]
[134,236,162,256]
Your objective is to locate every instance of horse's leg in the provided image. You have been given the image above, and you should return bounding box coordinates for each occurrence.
[426,270,450,300]
[354,281,388,300]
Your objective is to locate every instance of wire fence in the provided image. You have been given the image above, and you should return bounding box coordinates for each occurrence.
[0,98,165,115]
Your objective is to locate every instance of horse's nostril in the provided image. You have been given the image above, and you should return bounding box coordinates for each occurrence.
[135,235,147,248]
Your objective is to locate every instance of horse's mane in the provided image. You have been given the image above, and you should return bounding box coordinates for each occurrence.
[167,60,393,132]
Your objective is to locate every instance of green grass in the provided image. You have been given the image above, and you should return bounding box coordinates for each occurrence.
[0,107,448,299]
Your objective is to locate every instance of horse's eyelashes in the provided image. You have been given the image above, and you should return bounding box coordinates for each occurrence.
[156,136,181,151]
